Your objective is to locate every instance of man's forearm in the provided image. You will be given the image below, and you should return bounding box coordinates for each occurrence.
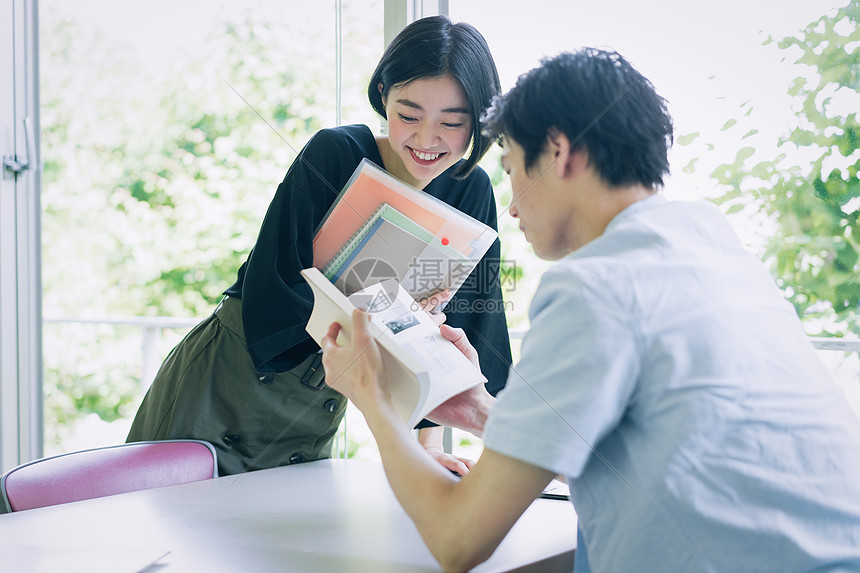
[363,402,460,512]
[319,311,504,570]
[362,402,490,571]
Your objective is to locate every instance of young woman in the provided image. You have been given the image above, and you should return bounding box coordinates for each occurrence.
[126,16,512,476]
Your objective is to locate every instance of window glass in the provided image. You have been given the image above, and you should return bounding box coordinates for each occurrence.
[448,0,859,454]
[39,0,382,454]
[451,0,850,331]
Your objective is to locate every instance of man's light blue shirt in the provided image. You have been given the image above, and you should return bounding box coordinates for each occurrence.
[483,195,860,572]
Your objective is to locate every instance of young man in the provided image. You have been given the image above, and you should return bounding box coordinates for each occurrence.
[320,49,860,572]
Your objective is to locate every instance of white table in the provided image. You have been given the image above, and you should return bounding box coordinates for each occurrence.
[0,459,576,572]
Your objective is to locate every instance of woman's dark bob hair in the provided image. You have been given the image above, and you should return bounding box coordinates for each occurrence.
[368,16,501,180]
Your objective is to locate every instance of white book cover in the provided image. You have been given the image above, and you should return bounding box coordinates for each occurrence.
[301,267,486,428]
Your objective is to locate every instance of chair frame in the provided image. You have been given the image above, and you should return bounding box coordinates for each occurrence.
[1,439,218,513]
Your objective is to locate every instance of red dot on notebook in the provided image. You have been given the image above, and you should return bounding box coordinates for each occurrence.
[441,237,450,246]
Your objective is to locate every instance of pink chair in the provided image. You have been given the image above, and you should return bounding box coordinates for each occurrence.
[0,440,218,512]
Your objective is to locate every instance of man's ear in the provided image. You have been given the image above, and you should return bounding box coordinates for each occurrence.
[546,128,584,179]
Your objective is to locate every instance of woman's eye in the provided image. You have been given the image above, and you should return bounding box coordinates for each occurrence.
[443,122,464,128]
[398,114,418,123]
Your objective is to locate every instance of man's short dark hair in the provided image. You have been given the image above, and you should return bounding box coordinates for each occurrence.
[482,48,674,188]
[368,16,501,180]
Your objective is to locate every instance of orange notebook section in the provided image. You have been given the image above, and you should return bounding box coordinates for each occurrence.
[312,159,497,272]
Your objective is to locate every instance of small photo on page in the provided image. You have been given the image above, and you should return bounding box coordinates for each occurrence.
[383,306,421,334]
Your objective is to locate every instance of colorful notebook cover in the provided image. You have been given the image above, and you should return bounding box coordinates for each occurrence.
[312,159,497,276]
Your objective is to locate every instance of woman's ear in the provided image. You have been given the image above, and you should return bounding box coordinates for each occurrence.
[378,82,386,106]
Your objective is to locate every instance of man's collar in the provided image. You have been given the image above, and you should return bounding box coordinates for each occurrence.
[604,193,666,234]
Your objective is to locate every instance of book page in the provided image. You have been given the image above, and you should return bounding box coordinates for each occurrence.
[348,279,486,426]
[302,268,485,428]
[302,268,424,425]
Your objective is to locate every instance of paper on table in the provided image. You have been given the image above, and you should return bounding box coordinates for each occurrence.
[540,479,571,501]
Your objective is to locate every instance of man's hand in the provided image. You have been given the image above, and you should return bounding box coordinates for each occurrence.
[426,385,495,438]
[427,325,496,436]
[320,309,388,414]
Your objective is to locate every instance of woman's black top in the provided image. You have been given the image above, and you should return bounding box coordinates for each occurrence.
[224,124,512,403]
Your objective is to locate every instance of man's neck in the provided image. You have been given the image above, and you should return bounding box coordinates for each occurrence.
[566,176,656,252]
[596,184,656,230]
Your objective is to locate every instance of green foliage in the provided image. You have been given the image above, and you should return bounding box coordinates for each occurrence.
[709,0,860,337]
[43,323,143,447]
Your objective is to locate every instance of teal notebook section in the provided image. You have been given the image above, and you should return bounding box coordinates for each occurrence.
[323,203,462,280]
[334,217,430,296]
[322,201,474,301]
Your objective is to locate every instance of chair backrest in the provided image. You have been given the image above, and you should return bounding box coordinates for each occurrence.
[0,439,218,512]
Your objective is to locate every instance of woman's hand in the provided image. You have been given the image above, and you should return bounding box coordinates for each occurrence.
[426,385,495,438]
[417,426,475,475]
[439,324,480,369]
[417,289,451,327]
[425,447,476,476]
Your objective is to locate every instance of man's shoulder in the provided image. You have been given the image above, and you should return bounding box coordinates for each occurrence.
[529,254,639,324]
[544,252,619,285]
[530,259,605,311]
[612,197,735,243]
[573,197,736,262]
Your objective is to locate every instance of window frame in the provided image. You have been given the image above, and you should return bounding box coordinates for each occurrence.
[1,0,43,471]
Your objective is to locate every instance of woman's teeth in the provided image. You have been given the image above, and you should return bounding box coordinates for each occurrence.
[413,150,441,161]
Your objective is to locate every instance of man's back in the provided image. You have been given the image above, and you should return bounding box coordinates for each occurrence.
[490,195,860,572]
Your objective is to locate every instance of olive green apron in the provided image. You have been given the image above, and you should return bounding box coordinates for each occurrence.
[126,296,347,476]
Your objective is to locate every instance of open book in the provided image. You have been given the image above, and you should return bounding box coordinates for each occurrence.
[301,267,486,428]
